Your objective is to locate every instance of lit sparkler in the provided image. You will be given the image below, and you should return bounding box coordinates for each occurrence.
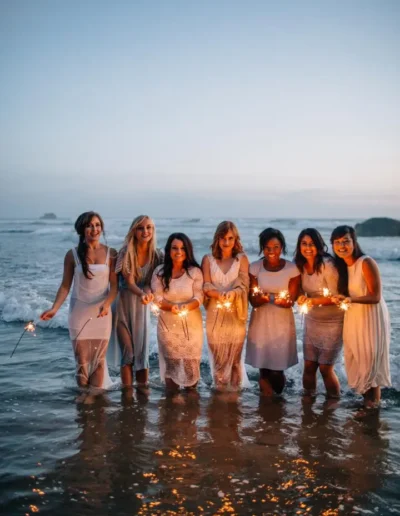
[277,290,291,303]
[75,317,93,339]
[178,308,189,340]
[339,300,350,311]
[251,286,264,296]
[212,300,232,332]
[150,303,168,332]
[10,321,37,358]
[322,287,331,298]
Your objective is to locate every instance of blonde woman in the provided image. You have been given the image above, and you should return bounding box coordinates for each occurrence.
[202,221,249,389]
[114,215,163,387]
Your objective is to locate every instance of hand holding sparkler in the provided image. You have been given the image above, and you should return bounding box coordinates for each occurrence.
[177,305,190,340]
[150,301,168,332]
[141,292,154,305]
[274,290,293,308]
[331,295,351,311]
[250,285,270,304]
[40,307,58,320]
[98,302,110,317]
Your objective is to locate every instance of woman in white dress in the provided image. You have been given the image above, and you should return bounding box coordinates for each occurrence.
[330,225,391,408]
[202,221,249,389]
[40,212,118,388]
[151,233,204,391]
[246,228,301,395]
[294,228,344,397]
[113,215,163,387]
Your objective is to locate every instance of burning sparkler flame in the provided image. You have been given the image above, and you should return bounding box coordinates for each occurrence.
[299,303,309,315]
[322,287,331,298]
[339,301,350,311]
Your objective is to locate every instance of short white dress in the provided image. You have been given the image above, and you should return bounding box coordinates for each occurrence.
[246,259,300,371]
[343,256,391,394]
[151,266,204,387]
[69,247,113,388]
[205,254,248,389]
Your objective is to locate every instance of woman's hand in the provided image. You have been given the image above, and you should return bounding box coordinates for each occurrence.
[171,304,181,315]
[222,290,236,303]
[259,293,270,303]
[274,296,293,308]
[98,302,110,317]
[40,308,58,321]
[297,295,307,305]
[141,292,154,305]
[331,294,346,305]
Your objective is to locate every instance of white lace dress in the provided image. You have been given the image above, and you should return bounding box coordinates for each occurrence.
[151,266,204,387]
[205,255,248,389]
[344,256,391,394]
[68,247,113,388]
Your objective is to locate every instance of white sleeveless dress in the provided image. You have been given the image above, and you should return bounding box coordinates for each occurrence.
[151,266,204,387]
[69,247,113,388]
[343,256,391,394]
[205,255,248,389]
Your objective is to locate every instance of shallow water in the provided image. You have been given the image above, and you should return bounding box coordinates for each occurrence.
[1,217,400,515]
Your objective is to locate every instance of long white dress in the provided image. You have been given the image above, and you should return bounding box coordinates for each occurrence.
[69,247,113,389]
[343,256,391,394]
[205,254,249,389]
[151,266,204,387]
[246,259,300,371]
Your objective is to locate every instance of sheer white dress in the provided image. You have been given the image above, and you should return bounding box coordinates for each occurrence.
[151,266,204,387]
[68,247,113,388]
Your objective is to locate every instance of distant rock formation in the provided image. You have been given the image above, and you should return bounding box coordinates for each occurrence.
[40,213,57,220]
[355,217,400,237]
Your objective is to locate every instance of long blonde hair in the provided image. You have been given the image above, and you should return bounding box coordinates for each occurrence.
[210,221,244,260]
[122,215,157,282]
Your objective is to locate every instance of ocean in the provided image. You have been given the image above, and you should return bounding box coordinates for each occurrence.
[0,216,399,515]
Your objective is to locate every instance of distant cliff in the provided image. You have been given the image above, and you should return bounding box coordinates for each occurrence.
[355,217,400,237]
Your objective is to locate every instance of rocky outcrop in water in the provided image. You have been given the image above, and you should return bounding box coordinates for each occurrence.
[40,213,57,220]
[355,217,400,237]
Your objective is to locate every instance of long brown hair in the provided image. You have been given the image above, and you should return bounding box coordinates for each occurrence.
[74,211,105,279]
[330,225,365,295]
[210,221,244,260]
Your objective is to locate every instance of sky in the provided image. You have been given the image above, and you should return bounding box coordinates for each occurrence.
[0,0,399,219]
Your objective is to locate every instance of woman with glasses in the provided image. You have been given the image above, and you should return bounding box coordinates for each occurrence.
[330,225,391,408]
[246,228,301,395]
[294,228,343,397]
[114,215,163,388]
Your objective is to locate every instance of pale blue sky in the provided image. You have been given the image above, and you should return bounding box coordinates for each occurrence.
[0,1,399,218]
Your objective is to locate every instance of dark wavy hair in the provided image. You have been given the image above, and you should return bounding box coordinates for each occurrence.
[330,225,364,295]
[259,227,287,255]
[74,211,105,279]
[294,228,332,274]
[158,232,200,291]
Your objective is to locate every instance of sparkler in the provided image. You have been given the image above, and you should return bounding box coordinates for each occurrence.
[339,300,350,311]
[212,300,232,332]
[150,303,168,332]
[251,286,264,296]
[322,287,331,298]
[10,321,36,358]
[178,308,189,340]
[75,317,93,340]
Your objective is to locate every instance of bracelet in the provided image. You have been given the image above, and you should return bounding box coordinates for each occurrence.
[269,294,275,304]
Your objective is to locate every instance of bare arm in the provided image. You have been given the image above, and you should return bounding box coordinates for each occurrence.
[98,248,119,317]
[352,258,381,304]
[40,251,74,320]
[249,272,270,308]
[201,255,223,300]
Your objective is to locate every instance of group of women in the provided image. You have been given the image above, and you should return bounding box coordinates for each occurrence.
[40,212,391,408]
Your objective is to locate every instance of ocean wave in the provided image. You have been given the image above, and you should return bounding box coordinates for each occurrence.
[0,230,34,234]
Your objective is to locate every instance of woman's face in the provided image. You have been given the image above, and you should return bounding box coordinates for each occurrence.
[170,239,186,264]
[219,230,235,254]
[135,218,154,244]
[332,233,355,259]
[263,237,282,263]
[300,234,317,260]
[85,216,102,243]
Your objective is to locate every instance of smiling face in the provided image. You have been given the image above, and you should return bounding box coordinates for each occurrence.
[135,217,154,245]
[300,234,318,261]
[170,239,186,265]
[84,216,103,243]
[219,230,235,255]
[263,237,282,264]
[332,233,355,260]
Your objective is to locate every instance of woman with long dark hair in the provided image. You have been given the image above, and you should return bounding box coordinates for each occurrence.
[294,228,343,397]
[40,212,118,389]
[246,228,301,395]
[330,225,391,407]
[151,233,204,391]
[202,221,249,390]
[112,215,163,388]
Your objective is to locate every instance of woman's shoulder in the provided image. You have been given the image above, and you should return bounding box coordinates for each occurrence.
[249,258,263,275]
[188,265,203,277]
[284,260,301,276]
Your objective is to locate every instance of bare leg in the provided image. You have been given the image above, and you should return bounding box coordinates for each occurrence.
[267,370,286,394]
[303,360,318,395]
[363,386,381,408]
[230,361,242,389]
[117,322,134,387]
[166,377,180,393]
[136,368,149,385]
[90,360,105,388]
[319,364,340,398]
[259,368,274,396]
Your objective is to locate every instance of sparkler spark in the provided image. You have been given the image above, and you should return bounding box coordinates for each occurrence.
[251,286,264,296]
[10,321,37,358]
[149,303,168,332]
[178,309,189,340]
[339,300,350,311]
[299,303,309,315]
[278,290,290,300]
[322,287,331,298]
